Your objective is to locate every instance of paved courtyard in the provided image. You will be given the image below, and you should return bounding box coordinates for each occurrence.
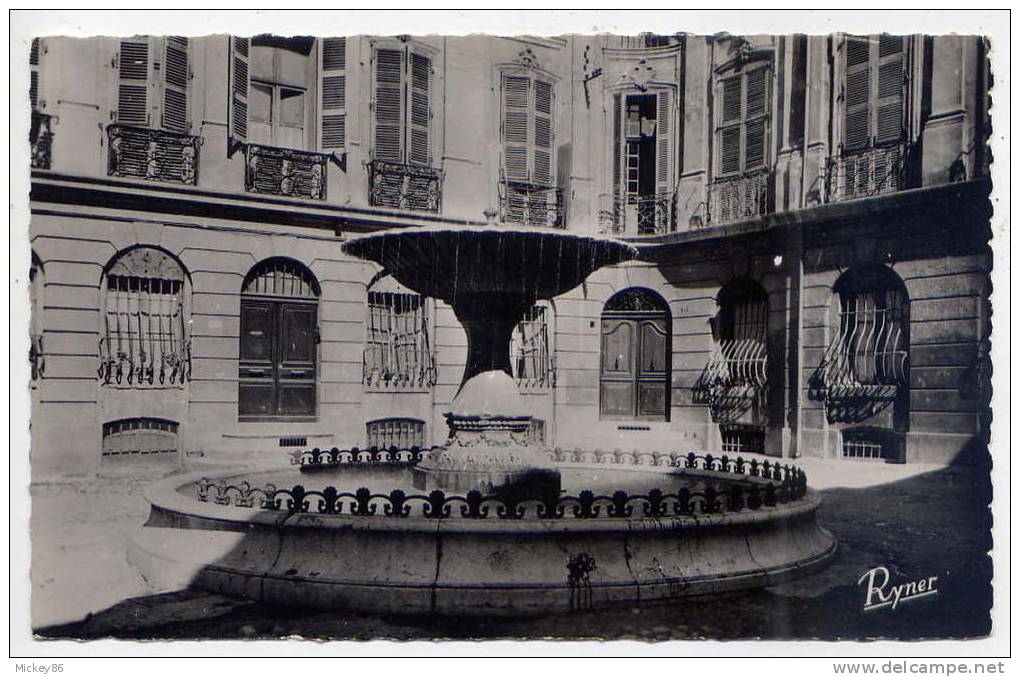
[31,457,992,641]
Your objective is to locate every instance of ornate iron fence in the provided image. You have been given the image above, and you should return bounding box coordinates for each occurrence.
[31,112,54,170]
[107,124,200,185]
[498,181,564,229]
[599,192,677,235]
[245,144,327,200]
[368,160,442,213]
[826,144,908,203]
[708,170,773,226]
[201,448,809,519]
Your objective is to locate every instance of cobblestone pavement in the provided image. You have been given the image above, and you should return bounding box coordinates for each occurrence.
[32,461,992,641]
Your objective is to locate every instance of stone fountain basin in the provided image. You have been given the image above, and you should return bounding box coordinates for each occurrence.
[129,462,836,617]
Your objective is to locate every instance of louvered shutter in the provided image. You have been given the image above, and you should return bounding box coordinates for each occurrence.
[30,38,40,110]
[533,79,553,185]
[162,37,189,133]
[503,74,530,182]
[719,76,741,175]
[843,35,871,151]
[319,37,346,152]
[374,48,403,162]
[655,89,671,191]
[744,68,769,170]
[612,92,622,200]
[228,36,250,145]
[875,35,905,145]
[117,38,150,126]
[408,52,431,165]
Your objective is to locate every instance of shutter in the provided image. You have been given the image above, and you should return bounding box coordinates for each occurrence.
[30,38,40,110]
[720,126,741,174]
[162,36,189,133]
[843,35,871,151]
[503,74,530,182]
[744,68,769,170]
[374,48,403,162]
[718,75,742,176]
[117,38,150,126]
[408,52,431,165]
[655,89,671,189]
[612,92,622,199]
[875,35,905,145]
[320,37,346,151]
[228,36,250,145]
[721,76,742,124]
[533,79,553,185]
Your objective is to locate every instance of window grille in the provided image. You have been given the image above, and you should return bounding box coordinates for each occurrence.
[99,248,190,387]
[841,427,898,461]
[364,292,436,389]
[367,418,425,450]
[102,418,179,458]
[511,305,555,389]
[822,281,908,400]
[242,258,320,298]
[720,424,765,455]
[527,418,547,447]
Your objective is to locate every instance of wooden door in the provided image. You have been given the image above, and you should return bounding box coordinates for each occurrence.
[239,299,317,419]
[600,314,669,420]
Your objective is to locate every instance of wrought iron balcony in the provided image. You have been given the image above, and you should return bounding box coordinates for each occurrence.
[368,160,442,213]
[107,124,200,186]
[245,144,327,200]
[826,143,909,203]
[693,338,768,422]
[30,112,53,170]
[708,169,774,226]
[598,191,678,235]
[499,181,564,229]
[820,306,908,403]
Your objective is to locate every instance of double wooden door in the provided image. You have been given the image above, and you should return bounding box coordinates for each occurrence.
[600,314,670,420]
[239,298,317,419]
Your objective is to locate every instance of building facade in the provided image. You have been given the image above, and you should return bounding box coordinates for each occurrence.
[27,32,992,477]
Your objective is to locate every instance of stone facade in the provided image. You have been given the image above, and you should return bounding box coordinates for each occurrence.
[27,33,992,477]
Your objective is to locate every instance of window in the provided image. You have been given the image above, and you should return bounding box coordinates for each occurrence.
[99,247,190,388]
[600,288,671,421]
[30,253,44,382]
[511,304,554,388]
[364,282,435,389]
[373,44,433,166]
[841,427,902,462]
[715,65,770,178]
[527,418,547,447]
[842,35,906,152]
[610,89,674,234]
[239,258,320,420]
[228,36,346,154]
[366,418,425,450]
[502,72,554,186]
[825,266,909,394]
[102,418,179,461]
[720,424,765,455]
[115,36,191,133]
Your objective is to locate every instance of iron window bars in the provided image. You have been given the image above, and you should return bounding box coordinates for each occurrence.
[364,291,437,389]
[511,305,555,389]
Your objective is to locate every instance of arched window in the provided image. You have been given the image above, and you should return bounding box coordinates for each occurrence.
[823,265,909,400]
[600,288,671,421]
[511,302,555,389]
[364,275,435,389]
[30,252,44,381]
[99,246,190,387]
[239,258,319,419]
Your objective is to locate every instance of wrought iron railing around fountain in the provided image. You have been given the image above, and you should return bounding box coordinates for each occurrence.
[201,449,808,518]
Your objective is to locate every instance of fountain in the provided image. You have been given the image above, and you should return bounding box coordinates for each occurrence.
[129,224,836,617]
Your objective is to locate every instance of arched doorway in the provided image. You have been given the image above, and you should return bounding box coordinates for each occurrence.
[599,288,671,421]
[239,258,320,420]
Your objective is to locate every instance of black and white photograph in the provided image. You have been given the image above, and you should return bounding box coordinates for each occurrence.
[9,8,1009,659]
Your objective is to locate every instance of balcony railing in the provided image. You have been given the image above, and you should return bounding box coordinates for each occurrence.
[30,112,53,170]
[708,170,773,226]
[826,143,909,203]
[245,144,327,200]
[499,181,564,229]
[368,160,442,213]
[599,191,678,236]
[107,124,200,186]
